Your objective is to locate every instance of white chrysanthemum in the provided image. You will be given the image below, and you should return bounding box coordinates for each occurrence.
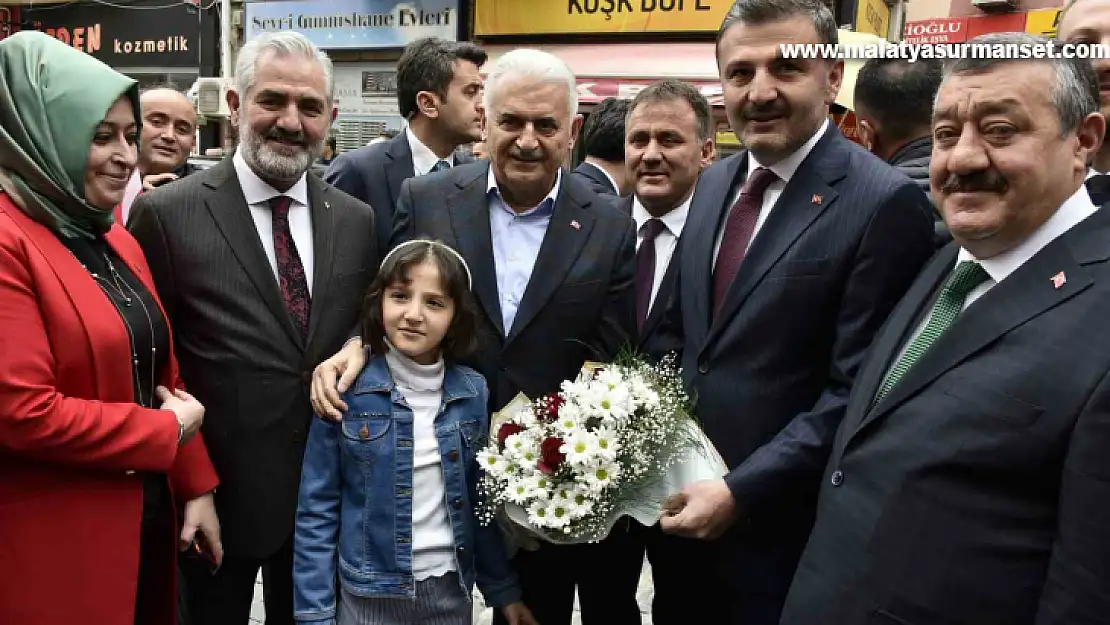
[582,460,621,491]
[524,473,554,500]
[595,366,625,389]
[594,426,620,461]
[588,382,634,423]
[479,449,508,476]
[527,500,552,528]
[567,486,595,519]
[546,500,572,529]
[561,430,599,466]
[503,433,540,465]
[505,478,531,504]
[549,400,581,433]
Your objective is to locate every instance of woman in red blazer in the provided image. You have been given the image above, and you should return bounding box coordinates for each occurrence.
[0,33,222,625]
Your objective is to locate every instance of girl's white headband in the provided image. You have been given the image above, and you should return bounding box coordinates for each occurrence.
[380,239,473,290]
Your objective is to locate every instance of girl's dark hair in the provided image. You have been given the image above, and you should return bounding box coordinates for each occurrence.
[361,240,479,362]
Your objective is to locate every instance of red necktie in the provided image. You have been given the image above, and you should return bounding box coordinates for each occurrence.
[712,167,779,315]
[269,195,311,341]
[636,218,666,332]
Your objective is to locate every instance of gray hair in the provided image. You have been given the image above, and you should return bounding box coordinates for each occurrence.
[482,48,578,118]
[234,31,334,102]
[718,0,838,59]
[939,32,1099,138]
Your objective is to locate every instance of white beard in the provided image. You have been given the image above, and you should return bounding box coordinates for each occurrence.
[239,119,324,183]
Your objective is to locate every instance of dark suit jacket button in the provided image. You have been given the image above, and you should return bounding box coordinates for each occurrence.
[698,362,709,374]
[452,497,463,509]
[448,450,459,462]
[830,470,844,487]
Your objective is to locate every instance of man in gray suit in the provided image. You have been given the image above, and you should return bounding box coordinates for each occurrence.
[781,33,1110,625]
[325,37,486,253]
[129,31,378,625]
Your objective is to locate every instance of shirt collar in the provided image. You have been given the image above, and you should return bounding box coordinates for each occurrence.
[748,118,829,183]
[406,127,451,176]
[956,183,1098,283]
[632,190,692,239]
[487,165,561,217]
[233,149,309,207]
[1086,167,1101,180]
[589,161,621,194]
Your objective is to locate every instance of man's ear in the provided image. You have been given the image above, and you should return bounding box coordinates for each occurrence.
[416,90,441,120]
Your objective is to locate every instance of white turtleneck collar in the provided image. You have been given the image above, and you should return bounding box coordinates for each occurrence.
[384,343,445,393]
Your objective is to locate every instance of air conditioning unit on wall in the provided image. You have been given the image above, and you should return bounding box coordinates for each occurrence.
[192,77,231,118]
[970,0,1018,13]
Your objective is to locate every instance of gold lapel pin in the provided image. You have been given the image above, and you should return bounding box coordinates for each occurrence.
[811,194,823,205]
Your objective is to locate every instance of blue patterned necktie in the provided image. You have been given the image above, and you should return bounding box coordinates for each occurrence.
[430,160,451,173]
[873,261,990,404]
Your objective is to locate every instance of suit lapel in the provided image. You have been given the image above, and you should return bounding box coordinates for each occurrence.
[856,239,1092,436]
[384,133,415,209]
[686,155,745,340]
[305,175,334,349]
[703,134,845,350]
[202,159,303,349]
[448,163,505,337]
[508,178,597,344]
[640,253,679,348]
[842,245,957,438]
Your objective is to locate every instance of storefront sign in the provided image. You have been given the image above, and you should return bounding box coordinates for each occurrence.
[245,0,457,49]
[853,0,890,38]
[1025,8,1063,38]
[903,17,968,44]
[473,0,731,36]
[0,6,19,41]
[577,77,723,106]
[965,12,1026,39]
[20,0,199,66]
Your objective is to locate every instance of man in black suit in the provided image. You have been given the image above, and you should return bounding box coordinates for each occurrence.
[325,37,485,252]
[619,79,715,621]
[129,31,378,625]
[853,57,950,246]
[312,48,639,625]
[1056,0,1110,204]
[655,1,936,623]
[573,96,630,197]
[781,33,1110,625]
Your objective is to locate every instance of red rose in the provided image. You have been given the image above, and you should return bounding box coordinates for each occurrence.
[497,423,525,448]
[538,436,566,474]
[537,393,565,422]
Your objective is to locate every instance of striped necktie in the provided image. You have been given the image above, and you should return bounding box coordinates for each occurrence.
[873,261,990,404]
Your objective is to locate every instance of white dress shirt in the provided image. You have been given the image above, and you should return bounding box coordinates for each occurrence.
[889,184,1098,369]
[233,150,314,295]
[633,193,691,313]
[118,169,143,225]
[488,167,561,333]
[713,119,830,268]
[406,127,453,176]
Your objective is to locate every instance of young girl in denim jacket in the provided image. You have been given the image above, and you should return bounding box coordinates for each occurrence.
[293,240,536,625]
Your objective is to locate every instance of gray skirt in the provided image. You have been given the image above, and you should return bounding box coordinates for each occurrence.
[337,573,471,625]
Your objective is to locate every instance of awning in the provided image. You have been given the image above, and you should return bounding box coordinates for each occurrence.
[483,30,885,111]
[481,42,723,106]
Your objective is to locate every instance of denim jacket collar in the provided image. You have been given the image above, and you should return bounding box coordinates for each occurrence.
[352,355,479,403]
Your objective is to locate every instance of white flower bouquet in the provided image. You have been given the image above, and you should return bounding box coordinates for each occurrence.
[476,353,727,545]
